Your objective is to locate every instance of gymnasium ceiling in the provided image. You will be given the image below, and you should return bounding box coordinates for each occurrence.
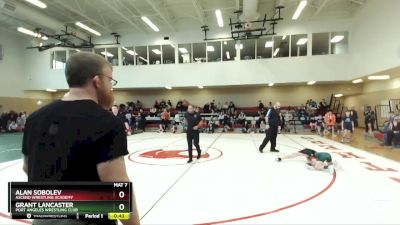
[1,0,367,36]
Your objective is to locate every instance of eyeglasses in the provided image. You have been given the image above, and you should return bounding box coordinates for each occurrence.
[98,74,118,87]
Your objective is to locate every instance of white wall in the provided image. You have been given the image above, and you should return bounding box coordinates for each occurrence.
[0,29,26,97]
[15,1,400,90]
[350,0,400,77]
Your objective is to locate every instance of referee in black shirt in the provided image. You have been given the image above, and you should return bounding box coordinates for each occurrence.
[259,102,281,153]
[22,52,140,225]
[184,105,202,163]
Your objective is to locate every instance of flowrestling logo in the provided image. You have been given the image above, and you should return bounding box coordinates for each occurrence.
[128,145,223,166]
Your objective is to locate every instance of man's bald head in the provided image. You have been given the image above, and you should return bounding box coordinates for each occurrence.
[65,52,111,87]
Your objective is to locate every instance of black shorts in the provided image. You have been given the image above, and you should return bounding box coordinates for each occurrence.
[299,149,317,157]
[344,123,352,131]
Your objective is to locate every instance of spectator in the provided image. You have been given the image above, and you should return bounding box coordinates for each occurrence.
[237,111,246,126]
[149,107,157,117]
[258,100,264,111]
[259,121,267,133]
[222,101,229,113]
[228,101,235,115]
[159,108,170,133]
[176,100,183,112]
[218,112,225,125]
[364,106,374,135]
[112,105,131,136]
[167,100,172,108]
[393,120,400,148]
[350,108,358,128]
[136,100,143,110]
[210,99,216,111]
[172,113,181,133]
[154,100,160,110]
[136,109,146,131]
[217,101,222,112]
[203,103,210,113]
[324,110,336,137]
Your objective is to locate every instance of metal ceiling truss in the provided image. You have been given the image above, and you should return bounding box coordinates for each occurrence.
[201,6,284,41]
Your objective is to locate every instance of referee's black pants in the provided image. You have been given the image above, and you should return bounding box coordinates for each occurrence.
[187,130,201,160]
[259,125,278,151]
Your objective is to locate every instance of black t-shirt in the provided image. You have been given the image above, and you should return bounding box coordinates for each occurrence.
[184,112,201,132]
[22,100,129,182]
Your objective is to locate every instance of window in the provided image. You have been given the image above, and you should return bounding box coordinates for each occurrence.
[178,43,192,64]
[331,31,348,55]
[51,51,66,69]
[149,45,162,65]
[207,41,221,62]
[162,44,175,64]
[257,37,273,59]
[222,40,236,61]
[272,36,289,58]
[121,47,135,66]
[291,34,307,57]
[312,33,329,55]
[193,43,206,63]
[240,39,255,60]
[106,47,119,66]
[135,46,148,65]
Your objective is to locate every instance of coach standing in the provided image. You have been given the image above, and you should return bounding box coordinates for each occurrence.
[259,102,281,153]
[184,105,202,163]
[22,52,140,225]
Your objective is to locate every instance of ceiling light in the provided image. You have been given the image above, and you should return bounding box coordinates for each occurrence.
[152,49,162,55]
[224,41,227,45]
[207,46,215,52]
[179,48,188,54]
[126,50,138,56]
[235,44,243,50]
[268,83,274,87]
[45,88,57,92]
[198,86,204,89]
[17,27,48,40]
[297,38,308,45]
[75,22,101,36]
[307,81,316,85]
[141,16,160,32]
[273,48,280,56]
[122,47,128,51]
[368,75,390,80]
[215,10,224,27]
[282,35,287,40]
[37,100,43,105]
[330,35,344,43]
[165,86,172,90]
[334,93,343,98]
[226,51,230,59]
[292,0,307,20]
[101,51,114,57]
[24,0,47,9]
[352,79,363,84]
[265,41,273,48]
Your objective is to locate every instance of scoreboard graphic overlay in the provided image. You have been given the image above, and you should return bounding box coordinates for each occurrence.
[8,182,132,220]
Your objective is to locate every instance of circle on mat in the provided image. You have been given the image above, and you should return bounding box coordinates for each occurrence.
[128,145,223,166]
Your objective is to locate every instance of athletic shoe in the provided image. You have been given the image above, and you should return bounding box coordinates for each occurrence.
[259,147,263,153]
[187,159,193,163]
[270,149,279,152]
[275,157,282,162]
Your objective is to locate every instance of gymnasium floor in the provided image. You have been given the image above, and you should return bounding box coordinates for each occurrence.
[1,132,400,224]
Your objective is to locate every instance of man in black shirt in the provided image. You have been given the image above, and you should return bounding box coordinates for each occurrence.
[184,105,202,163]
[22,52,140,225]
[259,102,281,153]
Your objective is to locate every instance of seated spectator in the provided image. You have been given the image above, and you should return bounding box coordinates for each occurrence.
[237,111,246,126]
[160,99,167,109]
[210,99,216,112]
[8,121,22,132]
[218,112,225,125]
[259,121,267,133]
[208,117,217,133]
[217,101,222,112]
[149,107,157,117]
[258,100,264,111]
[154,100,160,110]
[257,114,266,127]
[167,100,172,108]
[242,121,250,133]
